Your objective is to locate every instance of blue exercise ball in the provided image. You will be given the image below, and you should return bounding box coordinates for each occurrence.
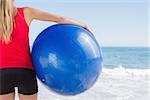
[32,24,103,95]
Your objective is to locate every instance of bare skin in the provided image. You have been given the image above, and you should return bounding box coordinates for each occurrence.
[18,93,37,100]
[0,92,15,100]
[0,6,90,100]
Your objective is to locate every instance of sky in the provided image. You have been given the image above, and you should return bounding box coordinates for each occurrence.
[15,0,148,47]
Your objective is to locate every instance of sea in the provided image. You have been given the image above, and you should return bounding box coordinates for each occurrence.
[15,47,150,100]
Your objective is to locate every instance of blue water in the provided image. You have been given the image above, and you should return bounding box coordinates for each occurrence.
[102,47,150,69]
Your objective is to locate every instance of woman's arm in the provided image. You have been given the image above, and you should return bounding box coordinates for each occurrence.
[24,7,88,29]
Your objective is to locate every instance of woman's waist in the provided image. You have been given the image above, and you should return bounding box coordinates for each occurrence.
[0,64,34,70]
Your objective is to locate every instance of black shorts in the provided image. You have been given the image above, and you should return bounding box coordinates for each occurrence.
[0,68,38,95]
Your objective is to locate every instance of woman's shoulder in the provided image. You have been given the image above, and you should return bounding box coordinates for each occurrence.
[23,7,37,14]
[22,7,32,14]
[21,7,34,26]
[23,7,39,18]
[23,7,39,13]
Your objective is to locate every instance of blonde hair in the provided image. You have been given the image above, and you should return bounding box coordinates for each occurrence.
[0,0,14,43]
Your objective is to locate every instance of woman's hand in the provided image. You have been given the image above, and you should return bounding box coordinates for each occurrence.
[82,25,95,37]
[83,25,92,33]
[57,17,92,31]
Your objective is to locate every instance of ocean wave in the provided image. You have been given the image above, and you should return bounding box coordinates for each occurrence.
[101,65,150,78]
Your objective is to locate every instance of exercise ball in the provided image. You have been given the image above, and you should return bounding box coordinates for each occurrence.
[31,24,103,95]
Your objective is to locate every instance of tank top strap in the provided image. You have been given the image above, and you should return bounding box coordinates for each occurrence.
[15,8,29,29]
[17,8,25,20]
[17,8,25,18]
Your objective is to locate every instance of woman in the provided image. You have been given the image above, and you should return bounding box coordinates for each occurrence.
[0,0,90,100]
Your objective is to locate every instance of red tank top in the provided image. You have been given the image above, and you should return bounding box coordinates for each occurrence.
[0,8,34,70]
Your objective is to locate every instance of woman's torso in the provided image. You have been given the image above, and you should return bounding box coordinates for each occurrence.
[0,8,34,70]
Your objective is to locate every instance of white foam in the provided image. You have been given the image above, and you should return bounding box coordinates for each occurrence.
[102,65,150,78]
